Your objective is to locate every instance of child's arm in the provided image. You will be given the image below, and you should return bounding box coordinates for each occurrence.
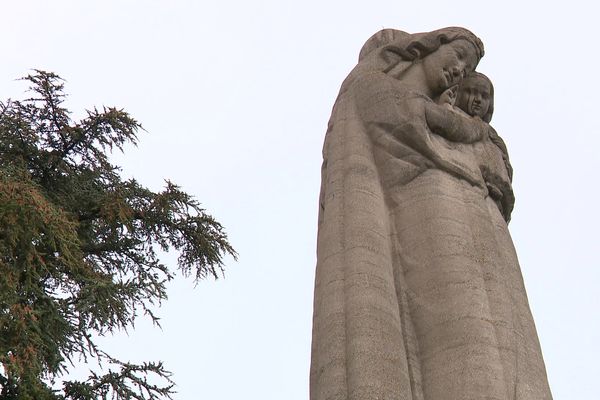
[424,101,487,143]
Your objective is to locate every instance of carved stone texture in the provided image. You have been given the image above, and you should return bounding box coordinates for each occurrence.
[310,27,552,400]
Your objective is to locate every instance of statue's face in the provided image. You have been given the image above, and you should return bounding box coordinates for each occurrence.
[422,39,478,97]
[456,78,492,118]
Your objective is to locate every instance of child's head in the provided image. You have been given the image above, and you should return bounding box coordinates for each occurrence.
[456,72,494,122]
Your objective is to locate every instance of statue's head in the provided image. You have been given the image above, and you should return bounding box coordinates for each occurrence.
[456,71,494,123]
[361,27,483,61]
[358,27,484,98]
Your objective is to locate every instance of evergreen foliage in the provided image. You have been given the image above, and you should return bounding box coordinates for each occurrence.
[0,71,237,399]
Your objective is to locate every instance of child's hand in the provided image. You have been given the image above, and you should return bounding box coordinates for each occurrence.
[437,85,458,106]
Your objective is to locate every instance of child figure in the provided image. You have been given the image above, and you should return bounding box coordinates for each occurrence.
[454,72,514,221]
[427,73,514,221]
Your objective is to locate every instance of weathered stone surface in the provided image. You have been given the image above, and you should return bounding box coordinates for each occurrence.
[310,27,552,400]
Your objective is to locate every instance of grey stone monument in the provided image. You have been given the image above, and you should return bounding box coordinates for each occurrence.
[310,27,552,400]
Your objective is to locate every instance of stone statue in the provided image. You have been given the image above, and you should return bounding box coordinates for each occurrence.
[310,27,552,400]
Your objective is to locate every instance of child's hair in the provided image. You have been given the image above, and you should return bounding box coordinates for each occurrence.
[458,71,494,123]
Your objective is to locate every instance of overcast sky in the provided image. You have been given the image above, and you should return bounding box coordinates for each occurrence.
[2,1,598,399]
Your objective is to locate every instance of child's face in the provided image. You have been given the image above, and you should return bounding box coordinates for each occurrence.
[457,78,491,118]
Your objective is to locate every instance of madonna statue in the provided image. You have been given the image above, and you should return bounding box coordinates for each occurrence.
[310,27,552,400]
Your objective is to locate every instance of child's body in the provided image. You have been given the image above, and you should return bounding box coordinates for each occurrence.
[436,73,514,221]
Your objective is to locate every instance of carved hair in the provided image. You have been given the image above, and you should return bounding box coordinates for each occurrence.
[359,27,484,64]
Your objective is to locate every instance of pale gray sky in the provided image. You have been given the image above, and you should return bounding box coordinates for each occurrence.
[1,1,598,399]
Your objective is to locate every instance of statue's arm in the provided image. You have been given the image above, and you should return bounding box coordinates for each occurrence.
[424,102,486,143]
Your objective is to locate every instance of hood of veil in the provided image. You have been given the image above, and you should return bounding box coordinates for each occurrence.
[345,27,485,90]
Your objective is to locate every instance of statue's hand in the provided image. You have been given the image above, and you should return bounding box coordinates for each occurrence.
[436,85,458,106]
